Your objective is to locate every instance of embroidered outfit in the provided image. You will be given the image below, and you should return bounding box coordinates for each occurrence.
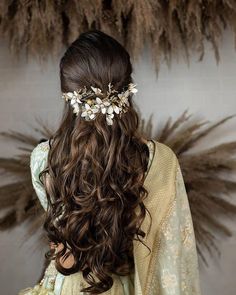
[19,139,201,295]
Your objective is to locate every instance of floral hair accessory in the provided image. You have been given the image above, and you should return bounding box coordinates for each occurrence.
[62,82,138,125]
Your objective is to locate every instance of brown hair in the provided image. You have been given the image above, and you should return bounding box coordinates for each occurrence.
[40,30,151,294]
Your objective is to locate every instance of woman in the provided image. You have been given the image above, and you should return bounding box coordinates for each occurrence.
[19,30,201,295]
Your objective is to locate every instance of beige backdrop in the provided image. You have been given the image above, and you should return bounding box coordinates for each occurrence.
[0,29,236,295]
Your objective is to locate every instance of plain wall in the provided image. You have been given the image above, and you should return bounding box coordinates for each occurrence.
[0,29,236,295]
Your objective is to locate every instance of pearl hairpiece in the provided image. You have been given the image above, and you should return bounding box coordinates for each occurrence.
[62,82,138,125]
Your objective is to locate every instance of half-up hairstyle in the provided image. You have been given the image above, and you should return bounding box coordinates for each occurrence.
[40,29,152,294]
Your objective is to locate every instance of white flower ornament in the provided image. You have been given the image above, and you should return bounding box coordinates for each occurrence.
[106,113,114,125]
[62,82,138,125]
[91,86,102,95]
[81,103,99,120]
[95,97,110,114]
[128,83,138,94]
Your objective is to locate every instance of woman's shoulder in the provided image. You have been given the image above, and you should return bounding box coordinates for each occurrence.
[150,139,178,163]
[30,140,50,168]
[31,140,50,156]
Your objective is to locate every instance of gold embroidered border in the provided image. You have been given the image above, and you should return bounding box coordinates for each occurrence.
[144,156,178,295]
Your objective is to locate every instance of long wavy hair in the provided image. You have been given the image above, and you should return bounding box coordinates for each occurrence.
[40,30,152,294]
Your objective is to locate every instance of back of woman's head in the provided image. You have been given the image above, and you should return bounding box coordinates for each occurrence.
[60,29,132,95]
[41,29,151,294]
